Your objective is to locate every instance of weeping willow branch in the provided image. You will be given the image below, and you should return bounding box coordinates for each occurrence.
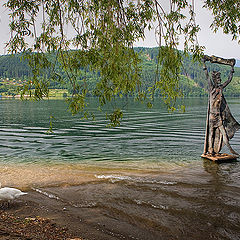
[5,0,238,124]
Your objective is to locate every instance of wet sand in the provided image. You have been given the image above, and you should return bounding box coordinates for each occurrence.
[5,187,158,240]
[3,160,240,240]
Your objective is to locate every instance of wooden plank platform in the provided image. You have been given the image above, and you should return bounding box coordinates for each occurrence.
[201,153,238,162]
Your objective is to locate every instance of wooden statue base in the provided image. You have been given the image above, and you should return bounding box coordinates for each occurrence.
[201,153,238,162]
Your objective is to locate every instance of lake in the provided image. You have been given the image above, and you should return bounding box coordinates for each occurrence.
[1,98,240,239]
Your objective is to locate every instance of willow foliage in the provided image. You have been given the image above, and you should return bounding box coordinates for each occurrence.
[4,0,240,125]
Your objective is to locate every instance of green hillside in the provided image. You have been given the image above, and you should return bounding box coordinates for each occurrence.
[0,48,240,97]
[136,47,240,97]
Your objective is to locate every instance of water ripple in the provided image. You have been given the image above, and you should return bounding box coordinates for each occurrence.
[0,98,239,166]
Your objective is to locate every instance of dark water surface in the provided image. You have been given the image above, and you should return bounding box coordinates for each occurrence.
[1,98,240,239]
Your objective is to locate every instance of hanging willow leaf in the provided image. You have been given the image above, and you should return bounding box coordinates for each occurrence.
[4,0,240,124]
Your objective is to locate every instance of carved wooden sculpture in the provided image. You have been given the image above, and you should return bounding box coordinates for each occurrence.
[201,55,240,161]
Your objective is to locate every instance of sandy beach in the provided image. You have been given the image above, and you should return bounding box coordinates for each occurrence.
[1,187,126,240]
[1,159,240,240]
[3,182,167,240]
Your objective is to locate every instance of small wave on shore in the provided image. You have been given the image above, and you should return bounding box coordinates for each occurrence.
[94,174,178,185]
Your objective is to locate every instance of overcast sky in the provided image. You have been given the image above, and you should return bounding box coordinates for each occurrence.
[0,0,239,59]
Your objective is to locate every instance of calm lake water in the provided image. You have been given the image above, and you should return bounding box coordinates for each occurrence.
[1,98,240,239]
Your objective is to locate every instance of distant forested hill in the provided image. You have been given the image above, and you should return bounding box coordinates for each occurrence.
[135,47,240,97]
[0,55,31,79]
[0,48,240,97]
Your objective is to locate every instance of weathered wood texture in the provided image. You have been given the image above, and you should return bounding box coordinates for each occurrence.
[201,153,238,162]
[204,55,236,67]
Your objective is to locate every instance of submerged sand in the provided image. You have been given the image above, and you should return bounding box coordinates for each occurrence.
[1,160,240,240]
[3,185,157,240]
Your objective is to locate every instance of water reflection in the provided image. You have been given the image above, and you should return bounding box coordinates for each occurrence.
[0,98,209,164]
[203,159,239,183]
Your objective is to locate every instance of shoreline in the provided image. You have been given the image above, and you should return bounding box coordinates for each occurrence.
[3,186,121,240]
[1,161,240,240]
[3,183,164,240]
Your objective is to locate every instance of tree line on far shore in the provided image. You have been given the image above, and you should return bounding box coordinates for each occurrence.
[0,47,240,98]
